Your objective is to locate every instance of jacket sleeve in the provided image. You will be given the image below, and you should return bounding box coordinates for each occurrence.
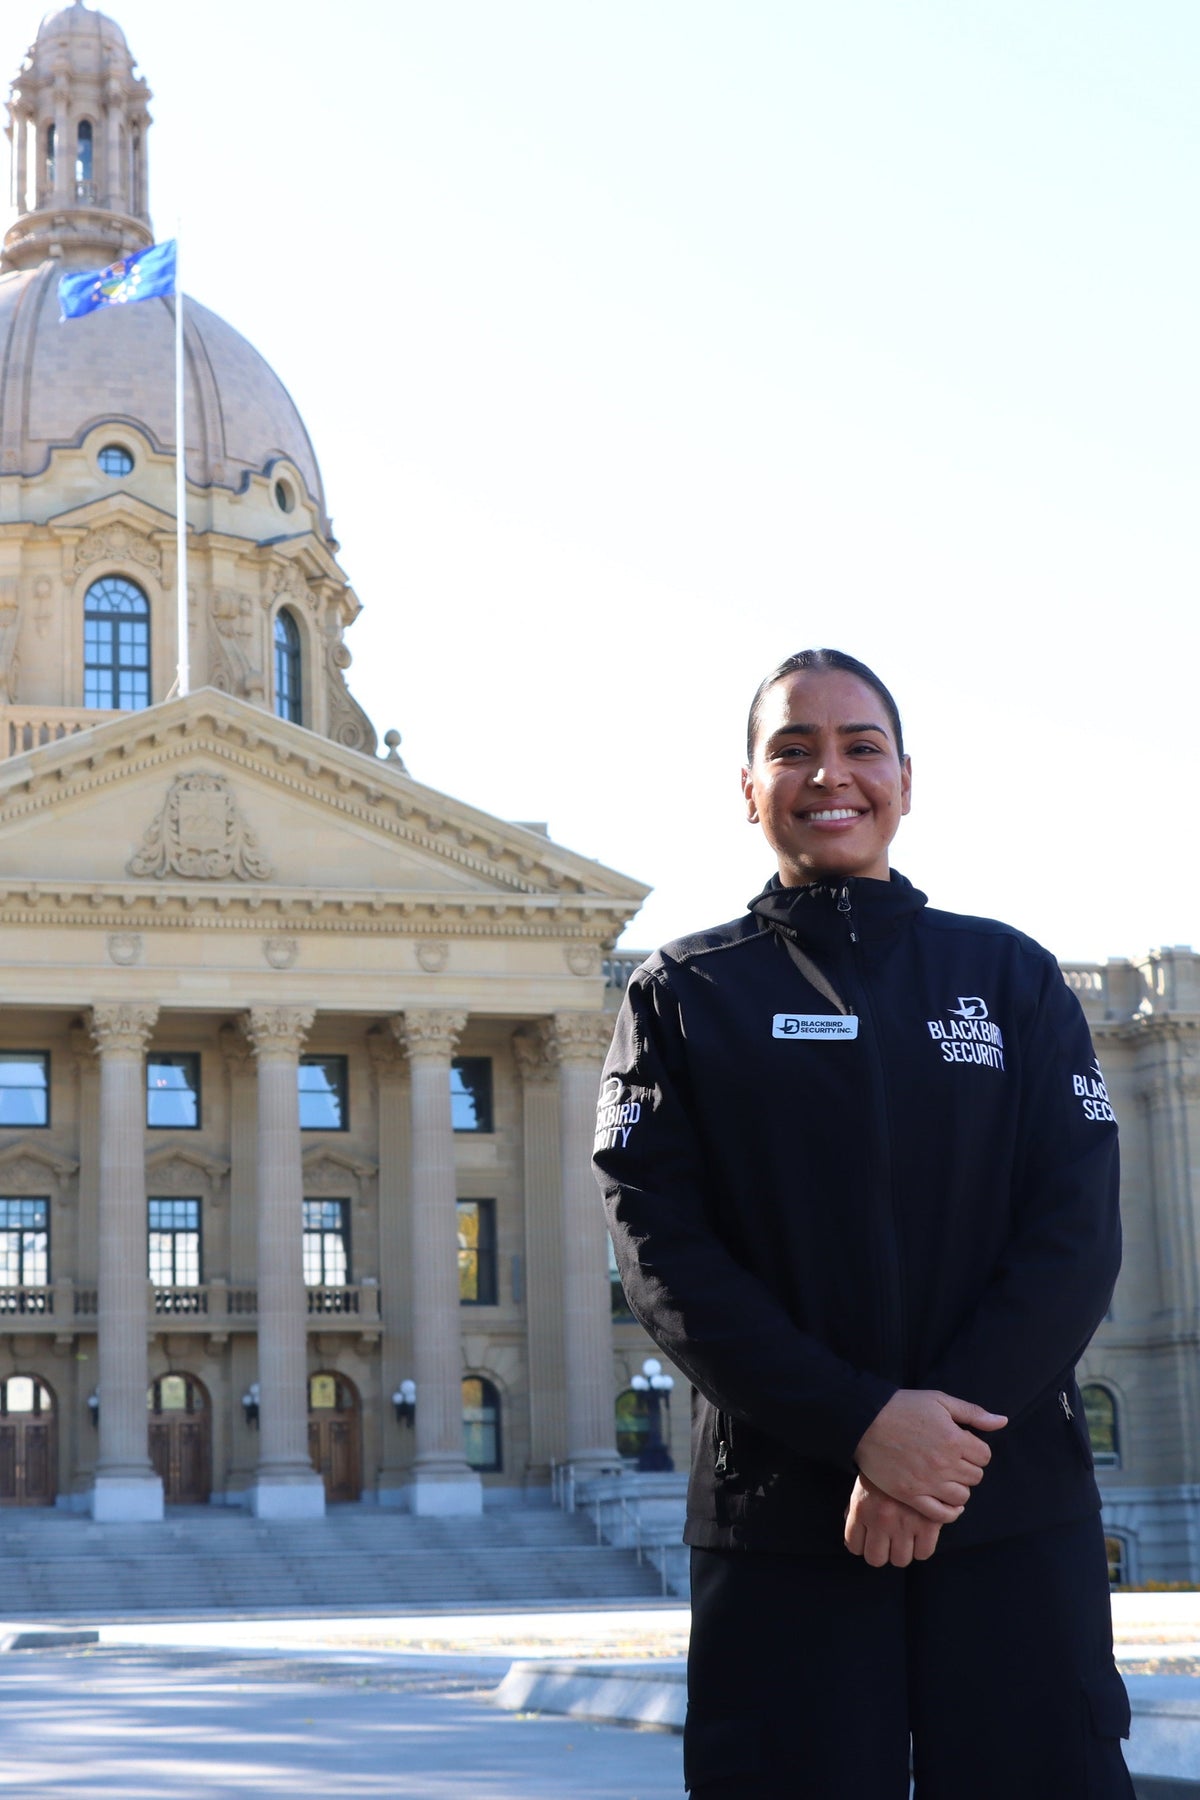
[920,954,1121,1419]
[593,966,896,1470]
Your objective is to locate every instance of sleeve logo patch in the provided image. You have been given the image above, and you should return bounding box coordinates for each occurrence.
[595,1080,647,1152]
[1074,1062,1116,1123]
[773,1014,859,1040]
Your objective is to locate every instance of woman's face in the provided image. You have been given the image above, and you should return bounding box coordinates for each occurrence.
[741,669,911,886]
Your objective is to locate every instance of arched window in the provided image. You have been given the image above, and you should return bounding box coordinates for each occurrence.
[462,1376,501,1472]
[1104,1534,1130,1587]
[1081,1384,1120,1468]
[274,609,302,724]
[615,1387,651,1460]
[75,120,93,193]
[84,575,150,710]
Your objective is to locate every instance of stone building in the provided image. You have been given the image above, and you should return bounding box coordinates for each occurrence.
[0,1,673,1524]
[0,4,1196,1581]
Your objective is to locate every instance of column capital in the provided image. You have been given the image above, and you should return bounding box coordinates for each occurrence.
[245,1006,315,1060]
[88,1003,158,1057]
[367,1024,409,1082]
[218,1020,256,1076]
[551,1010,613,1066]
[513,1020,558,1087]
[391,1009,466,1063]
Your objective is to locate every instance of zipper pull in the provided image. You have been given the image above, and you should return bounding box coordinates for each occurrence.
[1058,1390,1074,1421]
[836,885,858,944]
[715,1440,729,1476]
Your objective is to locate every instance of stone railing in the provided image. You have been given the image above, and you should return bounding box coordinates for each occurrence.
[1,704,121,758]
[0,1279,382,1337]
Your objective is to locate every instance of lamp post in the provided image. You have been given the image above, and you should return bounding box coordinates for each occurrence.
[392,1378,416,1428]
[630,1357,674,1471]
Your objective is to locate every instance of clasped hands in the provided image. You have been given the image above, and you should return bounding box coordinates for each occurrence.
[845,1389,1007,1570]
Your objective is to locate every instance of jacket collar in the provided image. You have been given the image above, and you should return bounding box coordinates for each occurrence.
[748,869,928,953]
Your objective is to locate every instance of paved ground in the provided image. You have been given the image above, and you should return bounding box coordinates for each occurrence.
[0,1644,684,1799]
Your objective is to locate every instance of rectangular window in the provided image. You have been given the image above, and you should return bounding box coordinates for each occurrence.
[457,1199,498,1305]
[0,1198,49,1298]
[0,1054,49,1127]
[147,1053,201,1129]
[303,1198,349,1286]
[298,1056,348,1131]
[451,1058,493,1133]
[148,1198,201,1286]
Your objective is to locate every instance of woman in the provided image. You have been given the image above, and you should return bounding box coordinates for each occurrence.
[593,649,1132,1799]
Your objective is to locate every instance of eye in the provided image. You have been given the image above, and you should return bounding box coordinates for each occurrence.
[849,742,884,755]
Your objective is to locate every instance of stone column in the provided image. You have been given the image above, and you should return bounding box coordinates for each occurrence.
[368,1026,414,1505]
[552,1012,621,1474]
[244,1006,325,1519]
[392,1010,481,1515]
[89,1003,162,1522]
[103,81,122,211]
[219,1022,259,1498]
[514,1022,568,1483]
[14,108,28,214]
[53,85,69,204]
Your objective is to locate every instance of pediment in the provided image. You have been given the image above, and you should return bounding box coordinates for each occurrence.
[0,1139,79,1189]
[45,492,179,537]
[145,1143,230,1194]
[301,1147,376,1196]
[0,688,649,933]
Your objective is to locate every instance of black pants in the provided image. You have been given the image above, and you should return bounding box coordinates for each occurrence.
[686,1514,1135,1799]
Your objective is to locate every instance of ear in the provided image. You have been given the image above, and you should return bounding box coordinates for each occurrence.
[741,765,759,824]
[900,754,912,817]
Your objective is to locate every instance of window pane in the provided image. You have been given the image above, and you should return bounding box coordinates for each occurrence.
[462,1377,500,1471]
[1082,1385,1118,1464]
[84,575,150,711]
[0,1198,49,1288]
[298,1057,347,1130]
[451,1059,493,1133]
[147,1054,200,1128]
[303,1198,349,1285]
[0,1054,49,1127]
[147,1198,200,1286]
[1104,1536,1127,1586]
[457,1200,496,1305]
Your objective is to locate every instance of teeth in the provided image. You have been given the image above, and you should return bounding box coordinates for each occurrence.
[806,809,860,821]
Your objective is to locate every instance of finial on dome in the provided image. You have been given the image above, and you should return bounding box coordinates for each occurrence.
[383,730,407,771]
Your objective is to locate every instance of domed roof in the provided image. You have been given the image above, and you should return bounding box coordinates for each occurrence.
[35,2,131,58]
[0,260,328,527]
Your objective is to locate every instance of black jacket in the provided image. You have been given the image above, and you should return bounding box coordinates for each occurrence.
[593,872,1121,1555]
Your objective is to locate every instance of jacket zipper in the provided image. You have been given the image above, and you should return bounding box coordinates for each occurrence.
[838,883,905,1382]
[1059,1390,1074,1421]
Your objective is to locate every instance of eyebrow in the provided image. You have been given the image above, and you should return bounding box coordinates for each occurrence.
[768,721,889,742]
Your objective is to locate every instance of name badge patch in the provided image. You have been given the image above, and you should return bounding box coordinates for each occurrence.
[773,1014,859,1040]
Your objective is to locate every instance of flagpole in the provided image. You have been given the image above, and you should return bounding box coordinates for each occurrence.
[174,226,189,697]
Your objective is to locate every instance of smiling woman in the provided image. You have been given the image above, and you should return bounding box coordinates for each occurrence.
[594,649,1133,1799]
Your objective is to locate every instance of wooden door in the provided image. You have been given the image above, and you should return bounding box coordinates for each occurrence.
[307,1373,361,1503]
[147,1375,211,1504]
[0,1379,56,1505]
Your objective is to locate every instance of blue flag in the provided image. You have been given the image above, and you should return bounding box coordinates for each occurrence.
[58,239,177,320]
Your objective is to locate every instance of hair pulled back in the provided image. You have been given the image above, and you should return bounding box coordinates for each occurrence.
[745,649,904,762]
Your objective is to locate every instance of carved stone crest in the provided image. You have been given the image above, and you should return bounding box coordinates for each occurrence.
[74,522,161,576]
[107,932,143,966]
[263,936,299,970]
[565,945,599,977]
[416,940,449,974]
[128,774,273,881]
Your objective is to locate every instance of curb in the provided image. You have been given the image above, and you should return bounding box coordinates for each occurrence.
[493,1657,685,1731]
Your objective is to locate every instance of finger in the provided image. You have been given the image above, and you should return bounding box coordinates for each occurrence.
[845,1514,865,1556]
[888,1530,916,1570]
[957,1436,993,1470]
[909,1493,965,1524]
[912,1523,941,1562]
[863,1526,892,1569]
[941,1396,1008,1431]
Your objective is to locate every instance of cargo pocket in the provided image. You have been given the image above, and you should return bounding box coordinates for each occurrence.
[1083,1667,1135,1798]
[683,1710,764,1793]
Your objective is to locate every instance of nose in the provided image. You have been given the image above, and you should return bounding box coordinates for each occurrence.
[811,759,851,788]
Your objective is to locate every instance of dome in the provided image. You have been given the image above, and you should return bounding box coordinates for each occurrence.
[0,259,328,528]
[34,3,133,61]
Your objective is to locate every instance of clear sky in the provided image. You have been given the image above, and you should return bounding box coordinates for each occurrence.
[5,2,1197,959]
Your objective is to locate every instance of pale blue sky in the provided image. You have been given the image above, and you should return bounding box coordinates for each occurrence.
[5,2,1197,957]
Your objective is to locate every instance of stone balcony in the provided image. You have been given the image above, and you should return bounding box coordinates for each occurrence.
[0,1279,381,1343]
[0,703,121,758]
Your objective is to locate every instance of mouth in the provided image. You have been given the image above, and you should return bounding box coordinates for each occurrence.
[800,807,865,823]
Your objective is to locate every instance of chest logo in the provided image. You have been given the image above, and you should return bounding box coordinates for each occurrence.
[927,997,1005,1071]
[773,1014,859,1040]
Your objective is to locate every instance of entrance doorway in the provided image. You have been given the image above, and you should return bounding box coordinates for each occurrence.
[307,1371,361,1503]
[0,1375,56,1505]
[148,1373,211,1504]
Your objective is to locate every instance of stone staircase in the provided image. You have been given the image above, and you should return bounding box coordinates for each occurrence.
[0,1504,665,1618]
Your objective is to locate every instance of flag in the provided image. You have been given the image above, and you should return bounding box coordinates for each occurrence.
[58,239,177,320]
